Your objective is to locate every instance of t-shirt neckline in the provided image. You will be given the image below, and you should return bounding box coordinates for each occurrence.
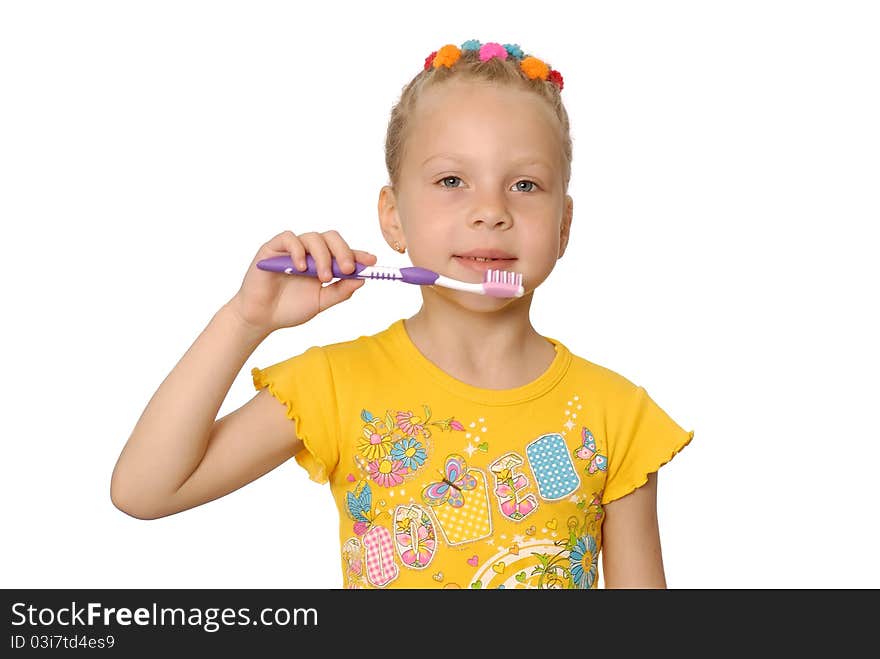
[386,318,572,406]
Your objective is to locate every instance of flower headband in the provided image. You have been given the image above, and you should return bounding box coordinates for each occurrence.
[423,39,564,91]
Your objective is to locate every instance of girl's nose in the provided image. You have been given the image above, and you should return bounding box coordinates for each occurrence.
[468,183,514,228]
[470,214,512,228]
[469,206,513,229]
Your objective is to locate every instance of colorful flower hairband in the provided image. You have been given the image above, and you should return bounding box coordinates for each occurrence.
[423,39,564,91]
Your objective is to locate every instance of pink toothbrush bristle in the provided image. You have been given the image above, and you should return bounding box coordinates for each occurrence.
[482,268,524,298]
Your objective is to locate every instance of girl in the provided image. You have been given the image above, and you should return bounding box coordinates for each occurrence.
[111,39,694,589]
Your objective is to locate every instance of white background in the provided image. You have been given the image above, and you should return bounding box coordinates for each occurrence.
[2,0,878,589]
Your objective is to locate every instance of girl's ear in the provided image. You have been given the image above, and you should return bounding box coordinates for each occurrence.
[558,195,574,258]
[378,185,404,247]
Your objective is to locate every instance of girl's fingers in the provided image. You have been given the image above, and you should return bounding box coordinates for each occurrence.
[299,232,333,281]
[319,276,366,311]
[351,249,378,266]
[283,232,307,271]
[321,230,357,275]
[264,231,306,270]
[262,231,377,280]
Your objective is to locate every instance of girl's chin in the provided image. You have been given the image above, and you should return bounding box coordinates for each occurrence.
[429,285,524,307]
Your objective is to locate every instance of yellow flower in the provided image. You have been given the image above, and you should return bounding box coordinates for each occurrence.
[357,421,393,460]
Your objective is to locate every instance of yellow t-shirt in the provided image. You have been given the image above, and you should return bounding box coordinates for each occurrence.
[251,318,694,589]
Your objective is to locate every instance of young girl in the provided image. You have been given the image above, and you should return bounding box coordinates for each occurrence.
[111,39,694,589]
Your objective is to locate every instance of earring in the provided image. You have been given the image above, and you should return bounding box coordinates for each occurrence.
[394,241,405,253]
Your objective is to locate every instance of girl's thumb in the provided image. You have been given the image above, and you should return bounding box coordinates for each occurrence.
[319,277,366,310]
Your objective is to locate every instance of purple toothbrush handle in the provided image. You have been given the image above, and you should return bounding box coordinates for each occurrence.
[257,255,441,286]
[256,254,368,279]
[398,267,440,285]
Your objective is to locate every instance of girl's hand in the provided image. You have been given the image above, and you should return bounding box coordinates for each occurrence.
[228,230,377,335]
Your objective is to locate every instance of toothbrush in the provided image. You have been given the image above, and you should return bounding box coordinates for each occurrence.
[256,254,525,298]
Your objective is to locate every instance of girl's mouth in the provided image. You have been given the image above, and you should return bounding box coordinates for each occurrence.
[453,255,518,272]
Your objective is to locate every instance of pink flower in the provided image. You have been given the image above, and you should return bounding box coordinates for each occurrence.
[396,410,427,438]
[367,458,406,488]
[450,420,464,431]
[397,525,436,567]
[479,42,508,62]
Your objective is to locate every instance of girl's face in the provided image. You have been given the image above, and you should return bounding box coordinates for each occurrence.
[380,78,573,308]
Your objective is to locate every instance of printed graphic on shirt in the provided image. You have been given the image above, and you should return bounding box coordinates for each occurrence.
[344,479,390,537]
[468,491,604,589]
[341,537,366,589]
[339,393,613,587]
[574,426,608,475]
[470,539,563,589]
[459,417,490,459]
[393,504,437,570]
[421,454,476,507]
[421,454,493,546]
[489,452,539,521]
[362,524,399,587]
[525,433,581,500]
[357,406,465,488]
[580,491,605,529]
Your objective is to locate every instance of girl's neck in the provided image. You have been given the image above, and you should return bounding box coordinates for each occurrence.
[403,291,556,390]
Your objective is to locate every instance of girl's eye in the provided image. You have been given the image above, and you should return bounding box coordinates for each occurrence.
[439,176,462,188]
[437,177,538,192]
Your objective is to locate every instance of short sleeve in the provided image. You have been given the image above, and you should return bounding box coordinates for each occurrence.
[251,345,339,484]
[602,385,694,505]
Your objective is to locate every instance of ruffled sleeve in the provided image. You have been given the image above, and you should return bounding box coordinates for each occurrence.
[251,345,339,484]
[602,385,694,505]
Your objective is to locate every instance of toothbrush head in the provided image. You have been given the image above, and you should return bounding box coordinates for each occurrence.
[482,268,525,298]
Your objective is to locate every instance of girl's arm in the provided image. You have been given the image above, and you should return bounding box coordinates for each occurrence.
[600,471,667,588]
[110,302,302,520]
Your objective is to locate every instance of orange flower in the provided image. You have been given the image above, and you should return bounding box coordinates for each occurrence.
[520,56,550,80]
[433,44,462,69]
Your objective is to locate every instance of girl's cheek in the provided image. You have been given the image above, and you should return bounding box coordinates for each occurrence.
[429,192,462,206]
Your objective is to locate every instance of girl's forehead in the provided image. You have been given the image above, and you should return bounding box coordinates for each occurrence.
[409,83,562,160]
[418,78,542,111]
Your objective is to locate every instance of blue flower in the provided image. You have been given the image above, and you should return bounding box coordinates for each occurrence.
[569,534,598,589]
[390,437,427,472]
[461,39,482,51]
[503,43,524,59]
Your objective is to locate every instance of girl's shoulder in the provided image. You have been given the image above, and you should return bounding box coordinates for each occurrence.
[566,350,641,402]
[319,321,399,360]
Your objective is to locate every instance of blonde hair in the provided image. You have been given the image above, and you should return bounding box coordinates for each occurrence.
[384,46,572,194]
